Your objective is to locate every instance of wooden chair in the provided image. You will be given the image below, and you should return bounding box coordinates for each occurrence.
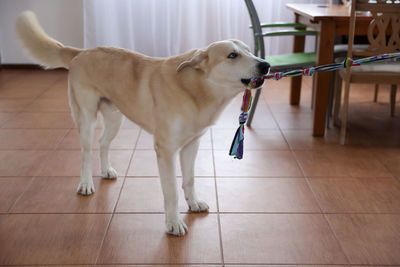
[244,0,318,126]
[333,0,400,144]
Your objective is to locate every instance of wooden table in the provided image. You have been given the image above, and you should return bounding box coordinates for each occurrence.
[286,4,372,136]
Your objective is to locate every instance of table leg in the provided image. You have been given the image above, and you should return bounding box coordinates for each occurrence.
[290,14,305,105]
[313,19,335,136]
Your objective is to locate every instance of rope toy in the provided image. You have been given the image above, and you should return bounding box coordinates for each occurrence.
[229,53,400,159]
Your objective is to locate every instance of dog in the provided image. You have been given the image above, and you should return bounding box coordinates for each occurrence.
[16,11,269,236]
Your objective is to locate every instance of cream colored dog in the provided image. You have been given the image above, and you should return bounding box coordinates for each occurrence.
[16,11,269,236]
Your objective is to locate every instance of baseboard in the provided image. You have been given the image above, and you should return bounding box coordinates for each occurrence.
[0,64,67,72]
[0,64,43,69]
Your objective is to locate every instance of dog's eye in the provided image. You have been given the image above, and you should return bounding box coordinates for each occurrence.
[227,52,238,59]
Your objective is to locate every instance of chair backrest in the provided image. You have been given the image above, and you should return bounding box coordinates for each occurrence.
[349,0,400,57]
[244,0,265,58]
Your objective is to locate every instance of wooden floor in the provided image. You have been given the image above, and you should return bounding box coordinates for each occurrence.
[0,68,399,266]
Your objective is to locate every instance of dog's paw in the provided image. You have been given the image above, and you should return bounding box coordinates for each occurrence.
[188,199,209,213]
[102,167,118,179]
[166,218,188,236]
[77,181,95,195]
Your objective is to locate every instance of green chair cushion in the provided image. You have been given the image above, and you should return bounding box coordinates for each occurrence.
[266,52,317,71]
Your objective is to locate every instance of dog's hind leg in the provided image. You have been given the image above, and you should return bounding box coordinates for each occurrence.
[99,99,123,179]
[77,108,97,195]
[180,136,209,212]
[155,143,187,236]
[70,83,100,195]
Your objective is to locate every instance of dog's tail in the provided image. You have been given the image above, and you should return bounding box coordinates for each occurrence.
[16,11,82,69]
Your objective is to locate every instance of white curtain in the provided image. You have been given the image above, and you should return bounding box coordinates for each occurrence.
[83,0,325,58]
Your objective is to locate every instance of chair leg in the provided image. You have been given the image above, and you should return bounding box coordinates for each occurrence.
[326,70,337,128]
[311,74,316,109]
[333,72,342,127]
[373,84,379,102]
[340,77,351,145]
[246,88,261,127]
[390,84,397,117]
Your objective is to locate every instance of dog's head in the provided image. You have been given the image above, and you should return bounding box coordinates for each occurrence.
[177,39,269,90]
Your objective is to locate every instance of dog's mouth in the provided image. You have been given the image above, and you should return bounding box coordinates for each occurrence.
[241,77,265,89]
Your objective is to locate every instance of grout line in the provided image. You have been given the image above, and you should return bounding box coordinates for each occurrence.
[210,127,225,267]
[264,99,307,180]
[0,76,64,129]
[0,71,20,84]
[291,147,352,263]
[323,212,352,265]
[264,94,352,264]
[6,126,73,214]
[7,211,400,215]
[94,125,141,265]
[5,264,399,266]
[370,149,400,184]
[3,264,224,266]
[2,175,397,180]
[291,160,352,263]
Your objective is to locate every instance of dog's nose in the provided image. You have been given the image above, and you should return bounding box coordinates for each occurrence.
[258,61,270,75]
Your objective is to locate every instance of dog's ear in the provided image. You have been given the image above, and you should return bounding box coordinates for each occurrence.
[177,49,208,72]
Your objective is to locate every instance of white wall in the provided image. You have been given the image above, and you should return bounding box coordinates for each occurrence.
[0,0,83,64]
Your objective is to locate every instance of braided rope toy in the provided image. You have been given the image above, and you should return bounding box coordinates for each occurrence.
[229,52,400,159]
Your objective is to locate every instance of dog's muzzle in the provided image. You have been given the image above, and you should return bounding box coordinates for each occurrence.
[241,60,270,88]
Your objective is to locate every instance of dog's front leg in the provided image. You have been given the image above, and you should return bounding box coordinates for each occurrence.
[180,137,209,212]
[155,145,187,236]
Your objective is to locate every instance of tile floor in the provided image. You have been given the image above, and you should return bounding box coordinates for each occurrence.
[0,69,399,266]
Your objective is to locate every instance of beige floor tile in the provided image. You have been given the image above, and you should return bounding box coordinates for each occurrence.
[40,84,68,99]
[268,102,313,114]
[59,128,139,150]
[0,177,32,213]
[294,148,392,178]
[0,129,68,150]
[24,97,70,112]
[99,266,221,267]
[98,214,221,264]
[213,129,288,150]
[327,214,400,265]
[366,130,400,147]
[308,177,400,213]
[0,99,34,112]
[0,214,111,265]
[214,150,302,177]
[38,150,132,177]
[0,112,16,127]
[274,112,313,129]
[136,129,212,150]
[373,148,400,177]
[116,178,217,212]
[0,80,53,99]
[127,150,214,177]
[0,150,50,176]
[11,177,123,213]
[225,265,347,267]
[214,96,277,129]
[217,178,320,212]
[283,128,371,150]
[221,214,348,264]
[3,112,74,129]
